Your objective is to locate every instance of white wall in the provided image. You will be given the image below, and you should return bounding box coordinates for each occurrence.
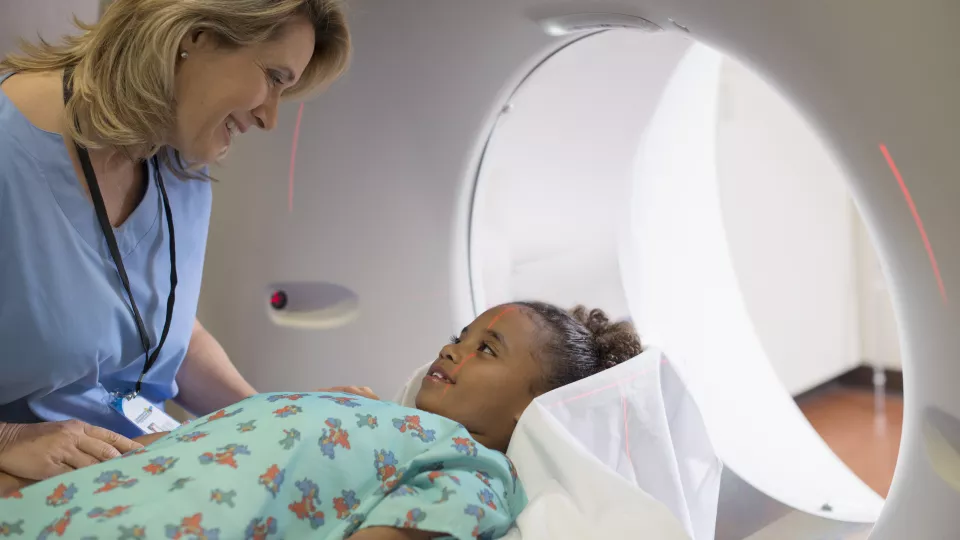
[715,58,862,395]
[0,1,99,56]
[856,214,904,369]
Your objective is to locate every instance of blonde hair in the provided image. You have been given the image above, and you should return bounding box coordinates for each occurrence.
[0,0,351,179]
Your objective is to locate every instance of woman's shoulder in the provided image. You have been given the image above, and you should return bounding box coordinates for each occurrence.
[0,110,45,207]
[0,92,40,163]
[1,71,64,134]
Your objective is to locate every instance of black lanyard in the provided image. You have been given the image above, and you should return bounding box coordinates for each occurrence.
[63,66,178,397]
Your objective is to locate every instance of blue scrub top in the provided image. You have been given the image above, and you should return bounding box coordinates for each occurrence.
[0,72,212,438]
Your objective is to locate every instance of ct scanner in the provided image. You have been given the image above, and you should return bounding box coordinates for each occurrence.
[198,1,960,538]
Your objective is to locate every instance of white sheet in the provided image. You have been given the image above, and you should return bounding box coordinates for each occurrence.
[394,347,722,539]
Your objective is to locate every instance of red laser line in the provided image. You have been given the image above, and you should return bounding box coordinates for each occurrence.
[880,143,948,304]
[441,307,519,398]
[543,358,667,466]
[543,358,667,408]
[545,372,644,407]
[486,307,519,329]
[288,102,305,213]
[442,353,475,398]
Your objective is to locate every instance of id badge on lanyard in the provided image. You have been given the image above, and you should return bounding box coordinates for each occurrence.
[110,394,181,434]
[64,66,180,434]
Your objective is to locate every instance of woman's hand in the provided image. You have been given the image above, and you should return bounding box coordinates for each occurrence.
[316,386,381,401]
[133,431,170,447]
[0,470,32,498]
[0,421,142,481]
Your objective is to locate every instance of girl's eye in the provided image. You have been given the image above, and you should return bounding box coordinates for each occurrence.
[449,335,461,345]
[268,71,284,86]
[480,343,495,356]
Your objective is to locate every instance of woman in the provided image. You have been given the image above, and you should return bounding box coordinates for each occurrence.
[0,0,350,486]
[0,302,642,539]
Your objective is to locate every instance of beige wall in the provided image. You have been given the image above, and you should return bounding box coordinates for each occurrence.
[0,1,99,55]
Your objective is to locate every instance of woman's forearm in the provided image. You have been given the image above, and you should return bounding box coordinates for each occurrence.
[0,422,26,453]
[174,319,257,416]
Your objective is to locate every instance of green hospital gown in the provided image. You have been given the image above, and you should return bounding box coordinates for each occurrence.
[0,392,527,539]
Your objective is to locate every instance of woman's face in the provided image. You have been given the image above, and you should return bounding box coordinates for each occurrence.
[415,304,547,453]
[172,18,315,164]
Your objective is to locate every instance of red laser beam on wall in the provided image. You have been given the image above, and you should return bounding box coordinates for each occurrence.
[288,103,305,213]
[880,143,948,304]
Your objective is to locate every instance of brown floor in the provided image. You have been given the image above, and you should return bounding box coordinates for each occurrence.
[797,386,903,497]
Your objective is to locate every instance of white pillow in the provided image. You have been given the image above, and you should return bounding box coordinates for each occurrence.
[393,347,722,540]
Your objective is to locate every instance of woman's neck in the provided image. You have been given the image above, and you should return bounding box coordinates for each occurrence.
[86,146,137,174]
[71,143,147,228]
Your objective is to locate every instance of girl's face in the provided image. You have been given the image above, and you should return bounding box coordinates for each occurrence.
[415,305,547,452]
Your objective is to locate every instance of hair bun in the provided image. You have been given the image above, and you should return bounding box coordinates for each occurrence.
[569,306,643,370]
